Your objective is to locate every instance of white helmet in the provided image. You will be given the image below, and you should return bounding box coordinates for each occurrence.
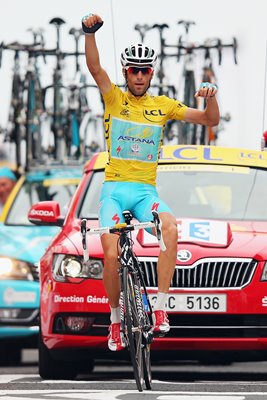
[120,43,157,68]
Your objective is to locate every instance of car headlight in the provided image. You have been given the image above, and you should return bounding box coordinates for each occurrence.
[0,257,34,281]
[52,254,103,282]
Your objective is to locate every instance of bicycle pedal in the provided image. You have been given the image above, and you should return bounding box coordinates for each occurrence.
[151,330,166,338]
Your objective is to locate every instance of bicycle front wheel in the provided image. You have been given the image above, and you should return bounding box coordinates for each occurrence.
[123,267,144,392]
[143,342,152,390]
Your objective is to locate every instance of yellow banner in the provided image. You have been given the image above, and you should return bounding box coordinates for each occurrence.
[159,145,267,168]
[91,145,267,170]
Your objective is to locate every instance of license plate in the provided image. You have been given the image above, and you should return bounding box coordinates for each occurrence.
[148,293,227,312]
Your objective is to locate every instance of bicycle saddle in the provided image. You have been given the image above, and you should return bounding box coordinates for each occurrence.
[122,210,133,225]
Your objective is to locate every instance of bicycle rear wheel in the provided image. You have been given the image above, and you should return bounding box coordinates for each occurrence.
[123,267,144,392]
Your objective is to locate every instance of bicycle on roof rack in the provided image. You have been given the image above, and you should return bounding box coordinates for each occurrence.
[134,22,178,98]
[81,210,166,392]
[134,20,238,145]
[0,35,46,171]
[24,29,47,170]
[176,20,238,145]
[1,18,107,171]
[197,37,235,145]
[0,41,24,169]
[43,18,103,162]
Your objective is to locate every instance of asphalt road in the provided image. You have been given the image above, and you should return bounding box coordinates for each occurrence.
[1,350,267,399]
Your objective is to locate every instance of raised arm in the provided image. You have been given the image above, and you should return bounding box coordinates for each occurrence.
[183,82,220,127]
[82,13,112,95]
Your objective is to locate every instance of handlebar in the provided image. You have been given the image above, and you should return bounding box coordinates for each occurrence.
[81,211,166,262]
[178,20,196,35]
[176,37,238,65]
[134,24,152,42]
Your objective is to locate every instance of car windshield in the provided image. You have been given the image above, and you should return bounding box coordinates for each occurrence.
[79,164,267,221]
[6,179,79,226]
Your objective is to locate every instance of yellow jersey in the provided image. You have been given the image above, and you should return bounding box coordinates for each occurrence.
[102,83,187,186]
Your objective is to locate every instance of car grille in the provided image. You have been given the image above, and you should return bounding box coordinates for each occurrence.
[139,257,257,289]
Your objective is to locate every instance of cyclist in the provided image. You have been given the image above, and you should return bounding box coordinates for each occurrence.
[0,167,18,214]
[82,13,220,351]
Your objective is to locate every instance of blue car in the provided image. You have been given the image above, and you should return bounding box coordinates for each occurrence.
[0,165,82,364]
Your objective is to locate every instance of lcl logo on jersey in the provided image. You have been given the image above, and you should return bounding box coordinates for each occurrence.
[143,109,166,123]
[144,109,166,116]
[177,249,192,262]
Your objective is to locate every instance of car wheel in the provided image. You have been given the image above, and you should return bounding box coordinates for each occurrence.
[38,330,77,379]
[0,345,22,366]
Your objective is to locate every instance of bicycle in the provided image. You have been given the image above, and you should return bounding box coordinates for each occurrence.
[23,29,46,169]
[196,38,236,145]
[2,42,24,168]
[176,20,199,145]
[80,210,166,392]
[0,38,45,170]
[43,18,91,161]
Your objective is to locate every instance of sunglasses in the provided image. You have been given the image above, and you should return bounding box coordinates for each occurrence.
[126,67,153,75]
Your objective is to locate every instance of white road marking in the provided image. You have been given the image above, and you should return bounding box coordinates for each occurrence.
[159,396,245,400]
[0,389,266,399]
[1,376,267,399]
[2,375,267,388]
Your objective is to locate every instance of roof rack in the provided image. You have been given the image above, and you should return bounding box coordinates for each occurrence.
[26,158,86,171]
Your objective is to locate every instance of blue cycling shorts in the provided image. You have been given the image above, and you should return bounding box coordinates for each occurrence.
[99,181,173,228]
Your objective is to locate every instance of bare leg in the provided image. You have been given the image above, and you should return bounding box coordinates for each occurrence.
[157,212,177,292]
[101,233,121,308]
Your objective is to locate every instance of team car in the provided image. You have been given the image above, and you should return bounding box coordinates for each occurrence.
[0,165,82,365]
[28,144,267,378]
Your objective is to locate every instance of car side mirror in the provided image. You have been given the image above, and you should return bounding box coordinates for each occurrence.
[28,201,64,227]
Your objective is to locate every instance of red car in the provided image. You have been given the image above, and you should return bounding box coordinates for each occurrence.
[29,144,267,378]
